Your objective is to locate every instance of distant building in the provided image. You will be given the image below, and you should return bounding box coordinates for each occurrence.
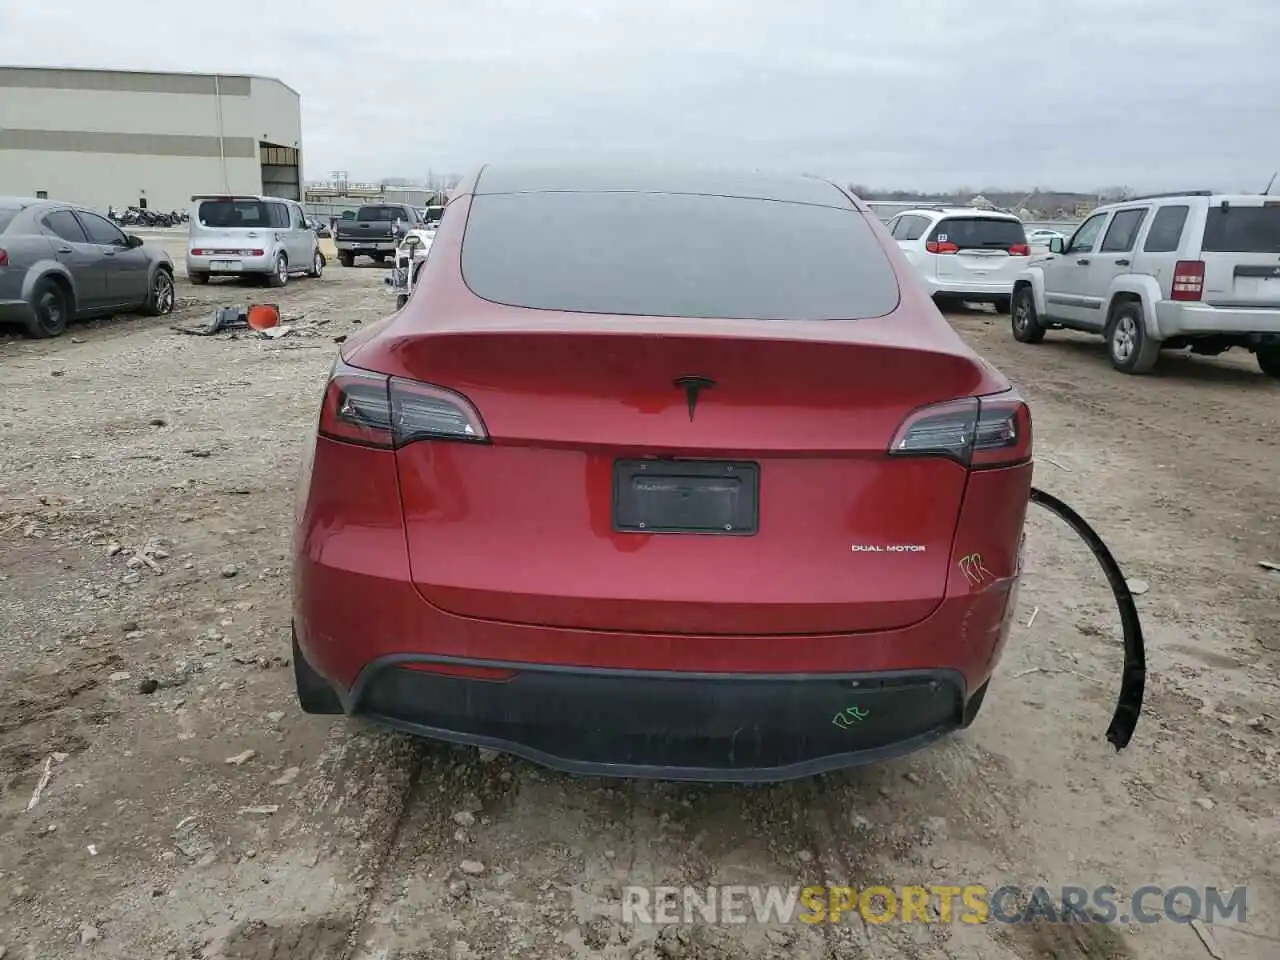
[1075,200,1097,217]
[0,66,302,212]
[969,194,996,210]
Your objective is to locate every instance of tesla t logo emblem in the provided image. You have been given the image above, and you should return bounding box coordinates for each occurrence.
[673,375,716,421]
[959,553,995,586]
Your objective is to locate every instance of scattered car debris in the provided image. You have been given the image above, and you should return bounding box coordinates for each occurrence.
[1126,578,1150,595]
[270,767,300,787]
[239,805,280,817]
[1025,606,1040,628]
[225,750,257,766]
[1260,560,1280,572]
[170,304,330,340]
[1189,918,1225,959]
[26,757,53,812]
[171,817,210,859]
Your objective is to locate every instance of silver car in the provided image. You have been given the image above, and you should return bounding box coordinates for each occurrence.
[0,196,175,339]
[186,195,323,287]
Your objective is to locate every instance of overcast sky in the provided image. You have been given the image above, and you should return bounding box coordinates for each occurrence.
[3,0,1277,192]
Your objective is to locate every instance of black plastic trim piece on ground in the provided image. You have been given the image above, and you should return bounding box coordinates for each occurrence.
[1029,486,1146,750]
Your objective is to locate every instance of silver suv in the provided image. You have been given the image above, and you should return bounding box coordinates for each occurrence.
[1011,191,1280,377]
[186,195,323,287]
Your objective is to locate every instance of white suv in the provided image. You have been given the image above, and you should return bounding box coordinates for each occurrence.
[1010,191,1280,377]
[887,207,1031,313]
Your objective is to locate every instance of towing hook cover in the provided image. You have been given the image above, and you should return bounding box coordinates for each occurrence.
[1028,487,1147,751]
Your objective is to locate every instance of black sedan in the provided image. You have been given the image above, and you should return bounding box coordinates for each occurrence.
[0,196,176,338]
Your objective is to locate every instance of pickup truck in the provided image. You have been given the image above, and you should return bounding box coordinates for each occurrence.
[335,203,423,266]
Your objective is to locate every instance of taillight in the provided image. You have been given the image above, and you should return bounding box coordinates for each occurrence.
[1008,243,1030,257]
[1171,260,1204,301]
[0,248,8,267]
[888,389,1032,469]
[926,241,959,254]
[316,357,488,449]
[391,379,488,445]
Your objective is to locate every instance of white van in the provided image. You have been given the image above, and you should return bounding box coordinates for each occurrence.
[186,195,323,286]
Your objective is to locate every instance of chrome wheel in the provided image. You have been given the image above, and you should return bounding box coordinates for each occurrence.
[1112,314,1138,363]
[1012,299,1030,332]
[277,256,289,284]
[154,272,174,314]
[313,252,324,277]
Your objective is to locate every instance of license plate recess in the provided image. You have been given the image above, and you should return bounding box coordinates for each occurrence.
[612,459,759,535]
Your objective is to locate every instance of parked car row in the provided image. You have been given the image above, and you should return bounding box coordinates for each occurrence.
[886,194,1280,379]
[1011,191,1280,377]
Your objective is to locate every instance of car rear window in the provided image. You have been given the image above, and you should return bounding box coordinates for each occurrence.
[1201,204,1280,253]
[357,206,406,222]
[0,207,17,232]
[460,191,900,320]
[928,217,1027,251]
[198,200,271,229]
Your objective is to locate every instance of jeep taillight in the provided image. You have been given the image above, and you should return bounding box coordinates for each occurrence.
[1008,243,1030,257]
[926,240,959,254]
[316,357,488,449]
[1171,260,1205,301]
[889,389,1032,469]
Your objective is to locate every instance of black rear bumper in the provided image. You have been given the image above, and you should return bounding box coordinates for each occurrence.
[344,656,968,782]
[0,299,36,327]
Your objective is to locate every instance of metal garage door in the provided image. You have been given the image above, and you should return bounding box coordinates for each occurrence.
[260,143,300,201]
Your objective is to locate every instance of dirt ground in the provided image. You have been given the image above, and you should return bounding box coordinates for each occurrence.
[1,235,1277,960]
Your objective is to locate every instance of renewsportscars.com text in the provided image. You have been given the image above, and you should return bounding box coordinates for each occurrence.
[622,884,1247,926]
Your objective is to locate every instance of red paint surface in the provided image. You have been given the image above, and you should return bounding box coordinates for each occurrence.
[293,178,1033,697]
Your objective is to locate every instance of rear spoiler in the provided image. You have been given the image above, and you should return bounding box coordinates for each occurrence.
[189,195,265,202]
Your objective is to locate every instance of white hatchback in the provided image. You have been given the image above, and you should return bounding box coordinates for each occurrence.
[887,207,1031,313]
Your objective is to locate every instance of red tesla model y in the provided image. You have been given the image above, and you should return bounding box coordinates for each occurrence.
[291,165,1033,782]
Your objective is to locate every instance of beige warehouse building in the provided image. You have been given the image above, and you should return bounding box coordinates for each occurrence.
[0,66,302,214]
